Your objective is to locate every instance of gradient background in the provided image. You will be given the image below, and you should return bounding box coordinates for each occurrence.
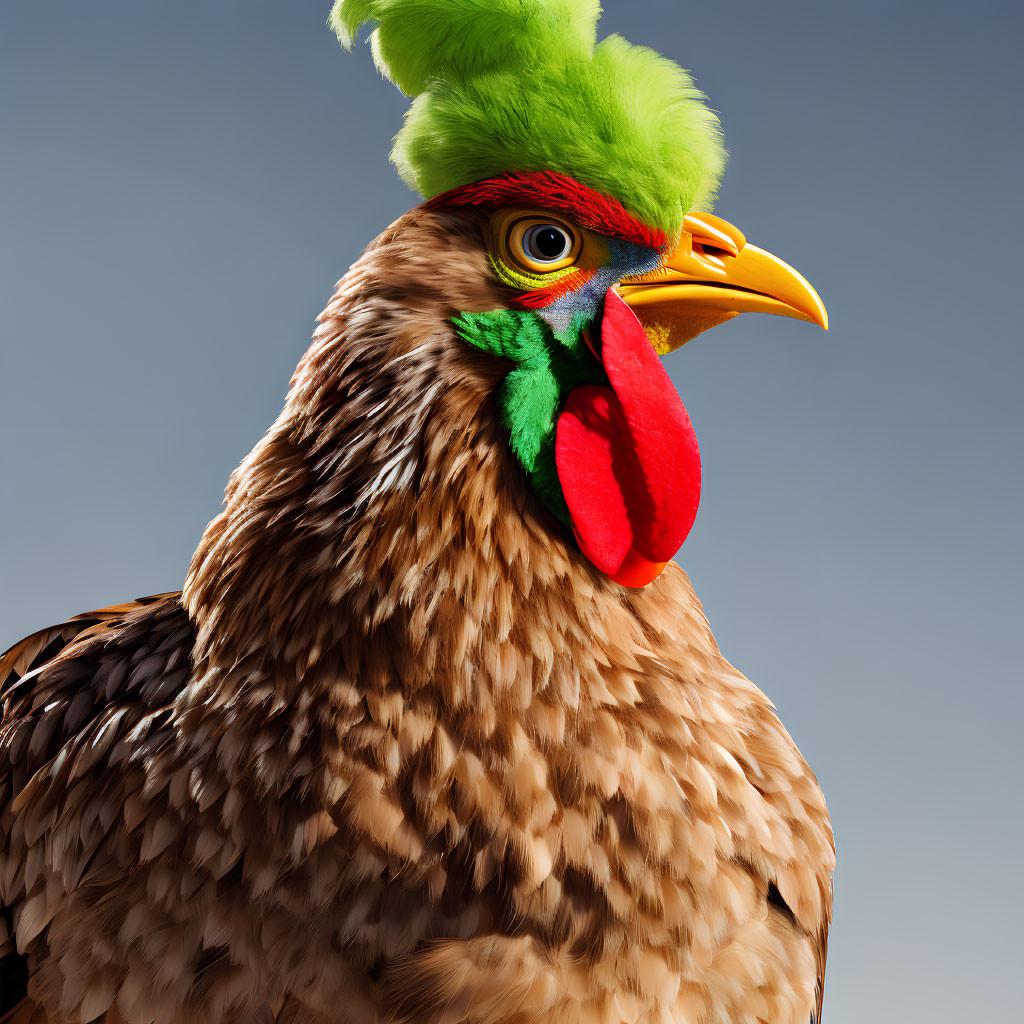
[2,2,1021,1019]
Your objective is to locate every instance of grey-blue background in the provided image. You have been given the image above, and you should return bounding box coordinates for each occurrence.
[2,2,1021,1018]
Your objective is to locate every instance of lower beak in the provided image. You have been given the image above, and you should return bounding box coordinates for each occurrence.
[618,211,828,353]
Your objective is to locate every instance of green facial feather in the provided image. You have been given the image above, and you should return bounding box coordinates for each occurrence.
[330,0,726,235]
[452,308,603,522]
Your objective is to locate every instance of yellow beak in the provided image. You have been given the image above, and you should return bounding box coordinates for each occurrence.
[618,211,828,353]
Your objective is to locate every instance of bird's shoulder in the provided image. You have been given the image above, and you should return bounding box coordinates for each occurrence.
[0,591,191,801]
[0,592,191,1020]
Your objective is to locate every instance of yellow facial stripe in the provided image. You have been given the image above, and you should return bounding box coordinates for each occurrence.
[486,207,608,296]
[488,252,577,292]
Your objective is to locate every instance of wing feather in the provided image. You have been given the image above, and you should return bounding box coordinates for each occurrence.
[0,594,180,694]
[0,593,182,1024]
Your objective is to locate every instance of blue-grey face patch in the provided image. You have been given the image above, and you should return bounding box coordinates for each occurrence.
[534,237,663,337]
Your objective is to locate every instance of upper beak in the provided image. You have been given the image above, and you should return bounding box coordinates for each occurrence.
[618,211,828,353]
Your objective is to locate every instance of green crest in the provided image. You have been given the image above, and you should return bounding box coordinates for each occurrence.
[330,0,726,235]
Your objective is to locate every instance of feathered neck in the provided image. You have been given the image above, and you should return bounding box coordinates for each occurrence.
[182,206,716,711]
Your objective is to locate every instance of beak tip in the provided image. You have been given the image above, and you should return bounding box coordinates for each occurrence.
[805,294,829,331]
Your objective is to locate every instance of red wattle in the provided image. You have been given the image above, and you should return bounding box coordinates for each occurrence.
[555,291,701,586]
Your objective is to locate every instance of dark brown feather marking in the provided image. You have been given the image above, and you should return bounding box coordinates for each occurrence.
[0,594,189,1023]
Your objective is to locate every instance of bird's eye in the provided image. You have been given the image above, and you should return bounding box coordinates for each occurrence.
[523,224,572,263]
[504,215,581,273]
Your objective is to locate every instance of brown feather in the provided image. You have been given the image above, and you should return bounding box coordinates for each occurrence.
[0,206,833,1023]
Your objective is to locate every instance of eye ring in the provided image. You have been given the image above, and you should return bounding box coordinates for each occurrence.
[521,224,573,263]
[505,215,581,273]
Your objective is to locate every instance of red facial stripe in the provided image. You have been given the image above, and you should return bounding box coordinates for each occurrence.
[427,171,667,252]
[514,268,596,309]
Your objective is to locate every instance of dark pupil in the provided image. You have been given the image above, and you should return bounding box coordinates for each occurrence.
[533,227,566,259]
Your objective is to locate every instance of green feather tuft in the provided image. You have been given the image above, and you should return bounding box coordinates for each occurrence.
[330,0,726,234]
[451,307,605,523]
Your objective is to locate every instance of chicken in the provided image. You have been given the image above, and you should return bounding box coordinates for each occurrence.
[0,2,834,1022]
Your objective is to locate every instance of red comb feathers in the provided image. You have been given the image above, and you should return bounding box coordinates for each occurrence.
[428,172,667,252]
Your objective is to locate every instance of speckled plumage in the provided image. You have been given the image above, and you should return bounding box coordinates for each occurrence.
[0,207,833,1023]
